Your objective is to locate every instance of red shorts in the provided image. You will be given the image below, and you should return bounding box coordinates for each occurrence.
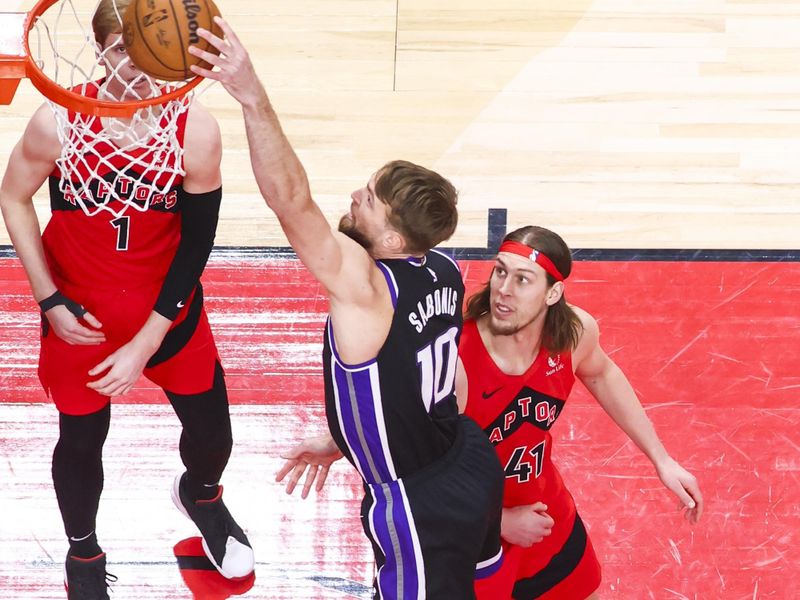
[475,511,601,600]
[38,283,220,416]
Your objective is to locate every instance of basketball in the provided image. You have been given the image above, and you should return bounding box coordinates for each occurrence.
[121,0,223,81]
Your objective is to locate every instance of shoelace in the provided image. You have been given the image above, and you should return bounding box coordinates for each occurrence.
[73,570,117,594]
[105,571,118,594]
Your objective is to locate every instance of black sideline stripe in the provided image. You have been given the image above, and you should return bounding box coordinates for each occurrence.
[175,555,216,571]
[2,208,797,261]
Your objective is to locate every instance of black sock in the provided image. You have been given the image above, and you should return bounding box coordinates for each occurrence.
[68,532,102,559]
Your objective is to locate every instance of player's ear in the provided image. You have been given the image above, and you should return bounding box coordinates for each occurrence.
[382,228,405,253]
[545,281,564,306]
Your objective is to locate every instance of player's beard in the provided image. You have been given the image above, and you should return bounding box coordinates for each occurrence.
[338,214,373,251]
[487,303,546,337]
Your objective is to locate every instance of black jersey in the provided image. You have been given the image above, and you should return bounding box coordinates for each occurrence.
[323,250,464,484]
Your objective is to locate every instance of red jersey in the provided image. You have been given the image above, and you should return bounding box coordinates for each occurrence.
[460,319,578,551]
[463,319,603,599]
[43,83,187,292]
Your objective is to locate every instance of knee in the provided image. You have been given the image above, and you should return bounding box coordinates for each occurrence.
[55,407,110,458]
[205,424,233,459]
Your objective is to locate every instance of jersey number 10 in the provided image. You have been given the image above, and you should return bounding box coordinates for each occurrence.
[416,326,459,412]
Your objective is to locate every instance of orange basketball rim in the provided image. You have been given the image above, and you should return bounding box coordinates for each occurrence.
[0,0,204,117]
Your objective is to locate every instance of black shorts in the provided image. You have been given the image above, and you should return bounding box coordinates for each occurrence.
[361,415,505,600]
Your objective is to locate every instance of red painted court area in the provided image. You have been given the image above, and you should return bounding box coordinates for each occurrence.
[1,256,798,599]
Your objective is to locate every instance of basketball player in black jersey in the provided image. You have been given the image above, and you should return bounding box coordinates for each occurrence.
[190,19,505,599]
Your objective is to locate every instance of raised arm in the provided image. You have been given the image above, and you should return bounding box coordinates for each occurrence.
[573,307,703,523]
[188,18,384,305]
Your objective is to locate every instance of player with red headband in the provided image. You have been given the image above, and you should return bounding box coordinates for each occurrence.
[456,225,703,599]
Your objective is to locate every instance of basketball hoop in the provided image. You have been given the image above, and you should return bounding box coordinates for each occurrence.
[0,0,211,220]
[0,13,26,105]
[0,0,203,117]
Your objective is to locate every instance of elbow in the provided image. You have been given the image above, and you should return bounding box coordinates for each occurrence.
[259,177,312,215]
[0,193,21,219]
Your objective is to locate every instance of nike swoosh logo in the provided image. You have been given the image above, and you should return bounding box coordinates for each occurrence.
[176,300,185,309]
[482,387,503,399]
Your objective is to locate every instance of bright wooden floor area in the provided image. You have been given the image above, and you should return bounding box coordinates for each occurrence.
[1,1,799,599]
[1,0,799,250]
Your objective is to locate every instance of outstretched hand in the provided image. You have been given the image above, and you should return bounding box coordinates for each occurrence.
[656,457,703,524]
[276,434,344,499]
[188,18,265,108]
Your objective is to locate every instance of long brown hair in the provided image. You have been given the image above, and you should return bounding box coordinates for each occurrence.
[465,226,583,353]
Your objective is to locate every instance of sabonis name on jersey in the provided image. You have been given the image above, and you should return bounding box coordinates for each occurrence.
[408,286,459,333]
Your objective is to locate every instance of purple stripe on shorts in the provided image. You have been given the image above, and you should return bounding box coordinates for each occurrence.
[369,481,421,599]
[389,481,420,597]
[475,548,504,580]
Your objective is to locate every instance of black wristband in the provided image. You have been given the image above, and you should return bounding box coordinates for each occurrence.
[38,291,87,318]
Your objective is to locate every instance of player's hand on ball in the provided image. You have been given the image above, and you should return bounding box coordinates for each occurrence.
[188,18,263,108]
[276,434,344,499]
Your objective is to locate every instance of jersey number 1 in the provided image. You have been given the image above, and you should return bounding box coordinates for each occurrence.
[111,216,130,251]
[416,326,459,412]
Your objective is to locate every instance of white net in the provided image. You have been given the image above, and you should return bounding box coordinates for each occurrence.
[28,0,197,219]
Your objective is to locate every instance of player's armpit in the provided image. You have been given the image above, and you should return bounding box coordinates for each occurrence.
[282,209,383,305]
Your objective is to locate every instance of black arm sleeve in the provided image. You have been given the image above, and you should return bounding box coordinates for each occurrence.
[153,186,222,320]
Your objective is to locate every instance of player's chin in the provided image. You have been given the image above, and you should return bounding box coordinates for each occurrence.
[338,213,354,230]
[487,314,517,336]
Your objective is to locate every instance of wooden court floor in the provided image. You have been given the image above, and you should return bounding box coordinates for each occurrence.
[1,0,799,250]
[1,0,799,599]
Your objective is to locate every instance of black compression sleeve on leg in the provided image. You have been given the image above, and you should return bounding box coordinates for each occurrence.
[52,405,110,540]
[154,186,222,321]
[166,362,232,498]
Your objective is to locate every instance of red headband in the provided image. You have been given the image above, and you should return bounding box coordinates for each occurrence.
[497,240,566,282]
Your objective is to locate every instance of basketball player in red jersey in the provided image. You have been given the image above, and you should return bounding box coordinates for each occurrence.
[457,225,704,600]
[0,1,253,597]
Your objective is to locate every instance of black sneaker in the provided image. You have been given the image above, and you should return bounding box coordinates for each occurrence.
[171,473,255,579]
[64,553,117,600]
